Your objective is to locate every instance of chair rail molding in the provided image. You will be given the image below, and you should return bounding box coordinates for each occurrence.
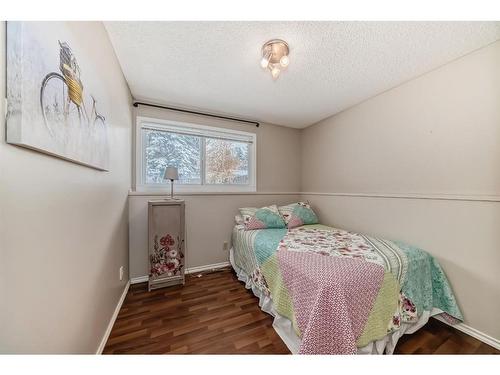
[301,192,500,203]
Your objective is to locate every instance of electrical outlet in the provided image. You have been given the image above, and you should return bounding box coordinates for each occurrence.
[119,266,124,281]
[223,241,229,251]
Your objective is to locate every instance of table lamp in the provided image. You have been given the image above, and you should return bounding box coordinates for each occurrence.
[163,166,179,199]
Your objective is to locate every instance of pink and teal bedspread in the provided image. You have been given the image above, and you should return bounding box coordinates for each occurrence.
[232,224,462,354]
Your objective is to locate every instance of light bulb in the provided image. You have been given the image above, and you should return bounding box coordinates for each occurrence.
[260,51,271,69]
[271,66,280,80]
[279,54,289,68]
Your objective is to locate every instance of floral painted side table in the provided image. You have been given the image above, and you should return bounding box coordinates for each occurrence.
[148,200,185,291]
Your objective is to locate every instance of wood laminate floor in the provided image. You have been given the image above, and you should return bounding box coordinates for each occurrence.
[103,268,498,354]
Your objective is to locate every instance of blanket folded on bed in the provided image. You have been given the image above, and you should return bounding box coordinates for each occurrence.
[241,224,463,354]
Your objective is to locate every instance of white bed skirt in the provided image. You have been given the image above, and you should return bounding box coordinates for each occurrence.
[229,248,440,354]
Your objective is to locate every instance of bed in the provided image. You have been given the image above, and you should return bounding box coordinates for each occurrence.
[230,223,463,354]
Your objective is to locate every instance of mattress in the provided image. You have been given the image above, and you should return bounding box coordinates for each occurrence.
[231,223,462,354]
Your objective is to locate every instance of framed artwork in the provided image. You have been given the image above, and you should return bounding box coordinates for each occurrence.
[6,21,110,171]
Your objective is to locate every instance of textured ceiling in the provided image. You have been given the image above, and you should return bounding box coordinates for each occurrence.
[105,22,500,128]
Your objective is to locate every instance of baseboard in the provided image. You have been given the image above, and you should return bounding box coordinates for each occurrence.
[96,281,130,354]
[432,315,500,350]
[130,261,231,284]
[185,261,231,275]
[130,275,149,284]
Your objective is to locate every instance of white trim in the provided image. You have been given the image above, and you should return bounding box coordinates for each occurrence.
[96,281,130,354]
[185,261,231,275]
[128,190,301,197]
[135,116,257,194]
[433,315,500,350]
[140,117,255,142]
[130,262,232,285]
[127,190,500,202]
[135,183,257,194]
[301,192,500,203]
[130,275,149,284]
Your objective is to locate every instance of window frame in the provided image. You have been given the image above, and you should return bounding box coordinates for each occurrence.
[135,116,257,193]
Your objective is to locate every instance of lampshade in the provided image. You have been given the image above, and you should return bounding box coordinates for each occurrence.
[163,166,179,181]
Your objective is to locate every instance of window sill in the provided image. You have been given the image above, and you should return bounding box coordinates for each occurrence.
[128,190,300,197]
[133,185,257,195]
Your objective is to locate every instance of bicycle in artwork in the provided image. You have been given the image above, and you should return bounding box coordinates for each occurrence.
[39,40,108,159]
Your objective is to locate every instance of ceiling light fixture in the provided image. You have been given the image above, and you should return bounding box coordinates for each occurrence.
[260,39,289,80]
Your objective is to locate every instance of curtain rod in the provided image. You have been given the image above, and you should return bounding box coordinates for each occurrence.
[132,101,260,127]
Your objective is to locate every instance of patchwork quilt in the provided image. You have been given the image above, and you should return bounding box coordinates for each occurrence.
[232,224,462,354]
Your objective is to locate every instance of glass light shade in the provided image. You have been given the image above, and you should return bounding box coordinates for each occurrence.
[271,66,280,80]
[279,54,289,67]
[260,51,271,69]
[163,166,179,180]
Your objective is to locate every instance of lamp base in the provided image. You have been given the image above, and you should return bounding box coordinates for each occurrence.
[166,179,180,200]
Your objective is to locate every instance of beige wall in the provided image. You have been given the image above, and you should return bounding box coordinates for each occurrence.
[129,193,300,278]
[301,41,500,340]
[129,106,302,278]
[302,42,500,196]
[0,22,132,353]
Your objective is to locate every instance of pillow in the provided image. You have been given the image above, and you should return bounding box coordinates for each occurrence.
[238,205,286,230]
[278,202,319,229]
[235,215,244,225]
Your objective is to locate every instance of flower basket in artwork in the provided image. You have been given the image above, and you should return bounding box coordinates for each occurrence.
[150,234,184,278]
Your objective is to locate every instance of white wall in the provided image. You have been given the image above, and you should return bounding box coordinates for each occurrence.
[128,106,302,278]
[301,41,500,340]
[0,22,132,353]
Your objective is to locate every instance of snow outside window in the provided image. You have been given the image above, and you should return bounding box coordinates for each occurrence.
[136,116,257,193]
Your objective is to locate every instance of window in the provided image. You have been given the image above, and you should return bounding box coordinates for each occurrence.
[136,116,256,192]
